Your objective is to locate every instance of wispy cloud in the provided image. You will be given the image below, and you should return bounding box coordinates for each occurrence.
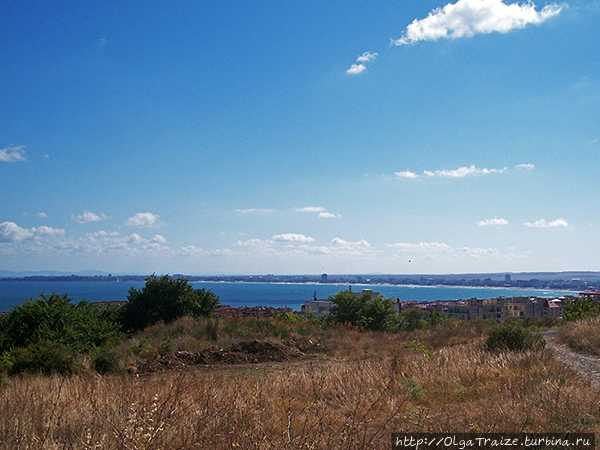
[356,51,378,63]
[386,241,501,260]
[318,212,342,219]
[295,206,341,219]
[347,51,379,75]
[392,0,563,46]
[295,206,326,213]
[125,212,160,228]
[37,212,48,218]
[272,233,315,243]
[395,170,419,179]
[235,208,275,214]
[0,145,26,163]
[515,163,535,170]
[524,218,568,228]
[396,164,509,179]
[425,165,508,177]
[477,217,508,226]
[330,238,376,256]
[386,241,454,252]
[95,37,107,49]
[71,210,107,224]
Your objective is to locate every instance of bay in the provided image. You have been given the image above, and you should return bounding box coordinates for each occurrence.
[0,280,576,313]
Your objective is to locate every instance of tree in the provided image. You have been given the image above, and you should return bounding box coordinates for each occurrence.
[119,275,219,333]
[330,290,397,331]
[562,297,600,322]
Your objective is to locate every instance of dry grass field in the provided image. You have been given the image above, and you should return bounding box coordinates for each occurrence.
[1,318,600,449]
[557,316,600,356]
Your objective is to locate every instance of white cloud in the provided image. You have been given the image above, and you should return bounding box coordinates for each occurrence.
[459,246,500,258]
[72,210,107,224]
[0,221,175,260]
[236,238,271,247]
[0,145,26,162]
[330,238,376,256]
[477,217,508,226]
[393,0,563,46]
[356,51,378,63]
[180,245,206,257]
[298,245,333,255]
[35,226,65,238]
[524,218,568,228]
[386,241,501,260]
[515,163,535,170]
[346,64,367,75]
[295,206,326,213]
[331,238,371,247]
[395,170,419,179]
[210,248,234,257]
[426,165,508,177]
[318,212,342,219]
[37,212,48,218]
[151,234,168,244]
[0,222,34,242]
[235,208,275,214]
[295,206,341,218]
[0,222,65,242]
[272,233,315,243]
[125,212,160,228]
[386,241,454,252]
[395,164,532,179]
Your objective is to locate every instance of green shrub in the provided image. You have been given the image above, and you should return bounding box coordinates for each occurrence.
[330,290,397,331]
[1,293,122,354]
[10,341,77,375]
[562,297,600,322]
[272,311,299,324]
[119,275,219,333]
[485,322,546,352]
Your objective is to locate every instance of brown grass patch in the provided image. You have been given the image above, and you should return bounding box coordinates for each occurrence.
[1,321,600,449]
[557,316,600,355]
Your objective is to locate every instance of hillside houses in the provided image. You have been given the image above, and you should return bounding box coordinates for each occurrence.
[444,296,563,323]
[302,291,566,323]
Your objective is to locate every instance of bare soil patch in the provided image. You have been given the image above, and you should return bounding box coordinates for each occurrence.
[543,329,600,390]
[136,339,320,374]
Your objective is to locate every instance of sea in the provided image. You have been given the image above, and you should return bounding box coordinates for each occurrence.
[0,280,577,313]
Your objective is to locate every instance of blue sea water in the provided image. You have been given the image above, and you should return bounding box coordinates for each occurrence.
[0,280,576,313]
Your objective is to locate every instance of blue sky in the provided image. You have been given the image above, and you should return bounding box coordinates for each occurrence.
[1,0,599,275]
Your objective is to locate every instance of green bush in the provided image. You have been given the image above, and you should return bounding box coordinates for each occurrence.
[272,311,299,324]
[485,322,546,352]
[119,275,219,333]
[562,297,600,322]
[0,293,122,354]
[10,341,77,375]
[330,290,397,331]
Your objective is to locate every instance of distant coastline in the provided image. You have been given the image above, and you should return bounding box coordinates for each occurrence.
[1,272,596,292]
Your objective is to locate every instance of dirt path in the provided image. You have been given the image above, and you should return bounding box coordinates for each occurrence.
[543,330,600,391]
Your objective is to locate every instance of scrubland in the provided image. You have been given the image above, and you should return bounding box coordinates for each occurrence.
[1,317,599,449]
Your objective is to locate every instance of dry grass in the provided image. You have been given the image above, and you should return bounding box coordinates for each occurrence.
[557,316,600,355]
[2,321,600,449]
